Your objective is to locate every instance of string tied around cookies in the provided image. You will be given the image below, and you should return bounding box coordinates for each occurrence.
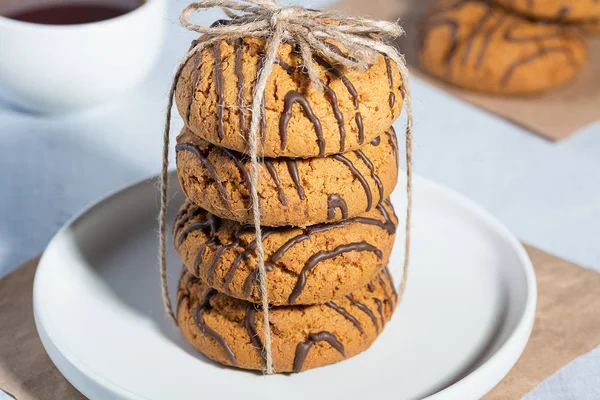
[158,0,413,375]
[178,0,410,89]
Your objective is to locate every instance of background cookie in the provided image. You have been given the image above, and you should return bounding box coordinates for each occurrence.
[175,37,404,158]
[173,200,397,305]
[419,0,587,94]
[578,18,600,34]
[176,267,397,372]
[492,0,600,22]
[176,127,399,227]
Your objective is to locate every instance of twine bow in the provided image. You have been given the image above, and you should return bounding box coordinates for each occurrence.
[159,0,413,374]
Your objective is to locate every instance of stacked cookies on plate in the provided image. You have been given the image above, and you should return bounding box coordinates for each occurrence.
[171,36,404,372]
[419,0,592,95]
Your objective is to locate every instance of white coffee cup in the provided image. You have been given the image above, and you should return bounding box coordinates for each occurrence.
[0,0,166,113]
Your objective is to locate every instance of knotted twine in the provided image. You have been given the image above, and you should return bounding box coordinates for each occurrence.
[158,0,413,374]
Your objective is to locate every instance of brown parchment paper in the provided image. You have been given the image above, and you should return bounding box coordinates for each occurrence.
[330,0,600,141]
[0,257,86,400]
[1,246,600,399]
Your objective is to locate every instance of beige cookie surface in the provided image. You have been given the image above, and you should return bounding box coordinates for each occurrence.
[175,37,404,158]
[419,0,587,95]
[176,127,399,227]
[492,0,600,22]
[176,267,397,373]
[173,200,397,306]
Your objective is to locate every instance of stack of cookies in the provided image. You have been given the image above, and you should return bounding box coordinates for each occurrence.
[171,35,405,372]
[419,0,593,95]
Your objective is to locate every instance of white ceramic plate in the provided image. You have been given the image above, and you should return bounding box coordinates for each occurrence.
[33,172,536,400]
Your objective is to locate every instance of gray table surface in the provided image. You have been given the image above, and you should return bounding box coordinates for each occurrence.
[0,0,598,398]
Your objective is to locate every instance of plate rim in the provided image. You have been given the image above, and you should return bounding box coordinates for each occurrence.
[33,172,537,400]
[414,179,537,399]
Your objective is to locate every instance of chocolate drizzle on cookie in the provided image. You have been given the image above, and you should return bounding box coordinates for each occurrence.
[327,194,348,220]
[376,273,394,308]
[461,6,494,65]
[264,160,289,205]
[556,5,570,20]
[312,54,365,150]
[176,199,193,218]
[221,147,252,187]
[332,154,373,212]
[313,54,365,146]
[269,203,396,264]
[186,51,201,125]
[345,293,380,333]
[502,46,576,85]
[322,81,347,152]
[255,57,268,142]
[175,269,197,312]
[475,14,506,68]
[234,38,246,134]
[220,227,286,293]
[325,301,364,334]
[214,226,284,293]
[385,128,399,169]
[354,149,384,205]
[326,42,359,62]
[274,57,296,74]
[373,298,385,327]
[293,331,345,373]
[288,241,382,304]
[503,20,565,43]
[510,0,577,19]
[175,143,231,208]
[206,243,235,285]
[420,18,460,65]
[293,46,365,153]
[285,160,305,200]
[213,44,226,139]
[384,56,396,118]
[193,288,237,365]
[243,263,274,296]
[193,237,219,276]
[280,91,325,156]
[232,44,268,142]
[502,35,577,85]
[173,200,201,236]
[175,213,220,246]
[244,304,265,361]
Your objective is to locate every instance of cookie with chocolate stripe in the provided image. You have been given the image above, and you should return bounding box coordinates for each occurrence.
[176,127,399,227]
[173,199,397,305]
[492,0,600,22]
[419,0,587,94]
[175,37,404,158]
[176,266,396,372]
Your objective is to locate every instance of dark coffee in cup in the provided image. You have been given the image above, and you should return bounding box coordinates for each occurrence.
[3,1,143,25]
